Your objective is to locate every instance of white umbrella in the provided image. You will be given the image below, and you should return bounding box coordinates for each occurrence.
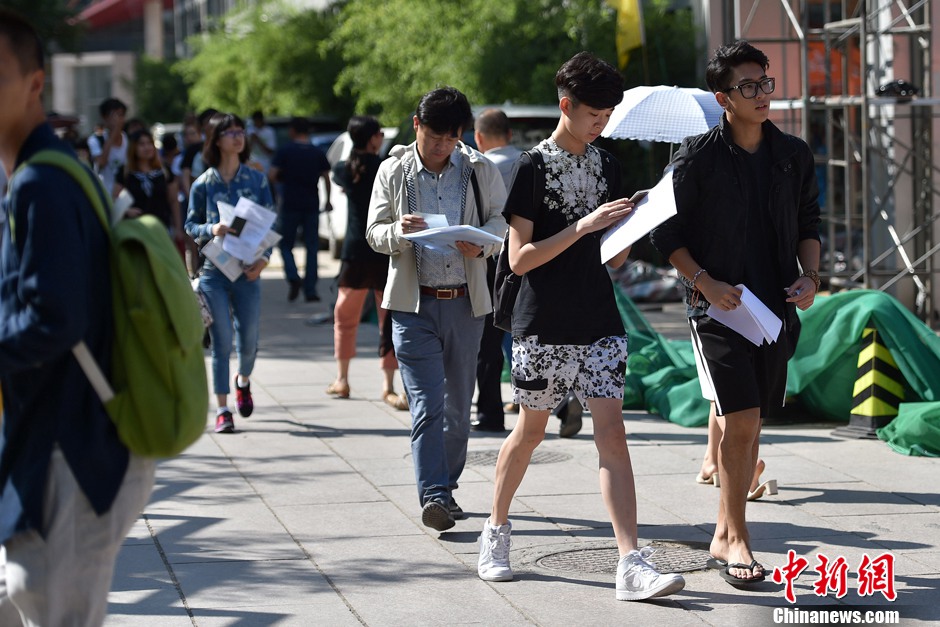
[602,86,724,144]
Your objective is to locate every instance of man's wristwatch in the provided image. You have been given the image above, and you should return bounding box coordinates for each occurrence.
[801,269,821,292]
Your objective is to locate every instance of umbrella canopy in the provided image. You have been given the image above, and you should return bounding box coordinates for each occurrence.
[602,86,724,144]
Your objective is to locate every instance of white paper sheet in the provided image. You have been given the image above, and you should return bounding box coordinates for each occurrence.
[416,213,449,228]
[220,197,278,263]
[402,224,503,251]
[599,168,677,264]
[707,284,783,346]
[201,230,283,281]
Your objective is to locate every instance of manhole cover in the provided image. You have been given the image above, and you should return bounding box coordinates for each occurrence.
[466,449,572,467]
[536,543,711,574]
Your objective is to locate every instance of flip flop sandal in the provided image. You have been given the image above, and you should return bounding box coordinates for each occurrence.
[719,560,766,586]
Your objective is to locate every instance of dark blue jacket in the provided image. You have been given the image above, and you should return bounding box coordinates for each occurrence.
[650,115,821,327]
[0,124,127,543]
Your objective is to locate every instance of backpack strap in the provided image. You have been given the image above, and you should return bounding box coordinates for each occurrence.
[20,150,112,233]
[523,148,546,209]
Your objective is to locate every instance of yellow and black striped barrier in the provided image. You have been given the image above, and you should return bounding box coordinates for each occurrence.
[833,326,905,439]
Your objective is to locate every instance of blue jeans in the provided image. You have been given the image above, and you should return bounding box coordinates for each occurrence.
[200,267,261,395]
[277,210,319,298]
[392,296,485,507]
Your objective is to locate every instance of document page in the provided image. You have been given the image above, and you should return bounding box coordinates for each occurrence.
[402,225,503,251]
[600,168,677,264]
[707,284,783,346]
[219,197,278,262]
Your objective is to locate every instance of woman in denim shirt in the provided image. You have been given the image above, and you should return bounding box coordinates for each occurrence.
[186,113,274,434]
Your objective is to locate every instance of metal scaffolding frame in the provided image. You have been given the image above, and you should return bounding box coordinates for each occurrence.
[730,0,937,327]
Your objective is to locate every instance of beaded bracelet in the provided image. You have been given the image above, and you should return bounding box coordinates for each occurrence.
[691,268,707,286]
[802,269,821,292]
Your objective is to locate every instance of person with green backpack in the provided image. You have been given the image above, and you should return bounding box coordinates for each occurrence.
[0,11,157,624]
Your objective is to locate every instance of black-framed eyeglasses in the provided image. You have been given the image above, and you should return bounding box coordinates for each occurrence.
[724,77,775,99]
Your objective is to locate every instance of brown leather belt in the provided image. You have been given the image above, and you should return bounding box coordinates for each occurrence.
[419,286,467,299]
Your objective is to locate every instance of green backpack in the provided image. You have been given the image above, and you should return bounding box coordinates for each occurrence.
[15,150,208,457]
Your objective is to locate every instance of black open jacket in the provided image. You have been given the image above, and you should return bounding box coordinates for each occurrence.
[650,114,821,329]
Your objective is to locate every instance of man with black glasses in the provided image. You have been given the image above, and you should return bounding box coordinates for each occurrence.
[651,40,821,587]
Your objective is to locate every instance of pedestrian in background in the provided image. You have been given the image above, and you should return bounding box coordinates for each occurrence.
[87,96,128,195]
[0,11,155,624]
[470,108,522,434]
[328,115,407,410]
[268,116,331,303]
[113,129,186,254]
[477,51,685,602]
[186,113,274,434]
[367,87,507,532]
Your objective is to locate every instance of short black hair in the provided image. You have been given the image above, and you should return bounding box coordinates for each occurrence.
[99,97,127,119]
[202,112,250,167]
[474,108,511,139]
[415,87,472,137]
[0,9,44,74]
[555,51,624,110]
[289,116,309,135]
[705,40,770,93]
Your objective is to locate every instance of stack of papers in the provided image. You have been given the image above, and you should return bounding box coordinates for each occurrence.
[708,285,782,346]
[202,198,281,281]
[402,224,503,251]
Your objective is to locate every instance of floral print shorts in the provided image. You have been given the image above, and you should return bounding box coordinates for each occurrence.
[510,335,629,411]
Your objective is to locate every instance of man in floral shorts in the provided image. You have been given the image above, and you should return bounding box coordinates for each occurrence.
[476,51,685,601]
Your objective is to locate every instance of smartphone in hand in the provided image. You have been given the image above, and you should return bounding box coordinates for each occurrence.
[629,190,649,205]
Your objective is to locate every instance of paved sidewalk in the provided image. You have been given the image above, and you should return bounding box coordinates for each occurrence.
[105,253,939,626]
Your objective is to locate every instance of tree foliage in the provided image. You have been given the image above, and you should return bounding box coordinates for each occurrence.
[177,2,350,117]
[134,56,190,125]
[329,0,619,124]
[4,0,83,53]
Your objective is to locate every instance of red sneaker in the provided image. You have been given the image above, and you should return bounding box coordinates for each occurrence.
[215,411,235,433]
[234,377,253,417]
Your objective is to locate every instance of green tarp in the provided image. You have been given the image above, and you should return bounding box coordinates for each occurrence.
[613,287,940,456]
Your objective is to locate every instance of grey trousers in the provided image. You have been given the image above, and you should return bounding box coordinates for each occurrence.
[0,447,155,627]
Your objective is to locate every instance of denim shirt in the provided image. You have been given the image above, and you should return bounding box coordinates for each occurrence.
[185,164,275,270]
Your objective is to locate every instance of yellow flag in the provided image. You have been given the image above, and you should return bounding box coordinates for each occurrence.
[607,0,645,68]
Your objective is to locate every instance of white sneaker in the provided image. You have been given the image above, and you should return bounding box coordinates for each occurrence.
[477,519,513,581]
[616,546,686,601]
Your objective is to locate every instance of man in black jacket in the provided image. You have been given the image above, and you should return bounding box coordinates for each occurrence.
[651,40,821,586]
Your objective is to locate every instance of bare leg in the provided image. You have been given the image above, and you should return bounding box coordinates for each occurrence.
[489,406,551,525]
[589,397,638,555]
[215,394,227,408]
[700,401,766,491]
[710,407,764,580]
[698,402,721,480]
[381,368,397,395]
[331,358,351,391]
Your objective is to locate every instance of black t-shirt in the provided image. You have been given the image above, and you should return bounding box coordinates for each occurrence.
[115,166,176,228]
[271,141,330,213]
[505,140,625,344]
[739,141,783,317]
[332,154,388,263]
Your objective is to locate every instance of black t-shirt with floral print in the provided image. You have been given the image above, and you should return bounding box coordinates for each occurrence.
[504,139,625,345]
